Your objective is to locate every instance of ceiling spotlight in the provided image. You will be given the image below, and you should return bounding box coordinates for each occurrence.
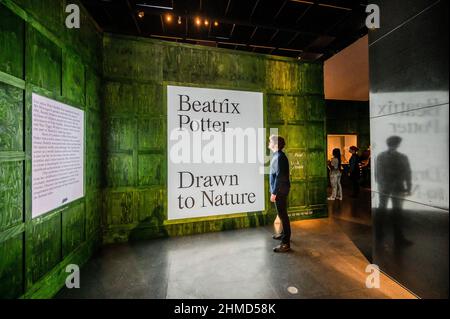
[166,14,172,22]
[178,16,182,24]
[204,19,209,26]
[195,17,201,26]
[137,11,145,19]
[214,21,219,27]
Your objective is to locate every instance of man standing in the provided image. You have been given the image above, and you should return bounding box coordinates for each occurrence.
[348,146,361,198]
[268,135,291,253]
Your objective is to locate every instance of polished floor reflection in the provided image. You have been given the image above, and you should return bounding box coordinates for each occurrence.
[56,216,415,299]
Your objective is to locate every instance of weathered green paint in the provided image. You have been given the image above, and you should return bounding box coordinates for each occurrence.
[102,33,328,243]
[0,234,23,298]
[26,25,62,93]
[0,160,23,231]
[0,82,23,152]
[0,3,23,79]
[0,0,103,299]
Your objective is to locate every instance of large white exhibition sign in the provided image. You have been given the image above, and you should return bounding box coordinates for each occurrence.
[167,86,265,220]
[32,93,84,218]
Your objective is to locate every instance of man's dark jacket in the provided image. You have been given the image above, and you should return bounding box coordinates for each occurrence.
[270,150,291,196]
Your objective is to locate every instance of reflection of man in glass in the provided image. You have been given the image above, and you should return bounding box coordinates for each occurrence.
[375,136,412,245]
[375,136,412,209]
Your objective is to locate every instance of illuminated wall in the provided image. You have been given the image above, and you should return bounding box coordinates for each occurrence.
[369,0,449,298]
[102,34,327,243]
[0,0,103,298]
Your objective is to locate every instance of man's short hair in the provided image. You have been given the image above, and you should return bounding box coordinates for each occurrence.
[270,135,286,150]
[386,136,402,148]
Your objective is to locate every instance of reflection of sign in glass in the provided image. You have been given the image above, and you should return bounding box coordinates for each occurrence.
[371,91,449,210]
[32,93,84,218]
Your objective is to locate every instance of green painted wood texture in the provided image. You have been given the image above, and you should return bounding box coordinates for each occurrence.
[102,34,328,244]
[0,0,103,299]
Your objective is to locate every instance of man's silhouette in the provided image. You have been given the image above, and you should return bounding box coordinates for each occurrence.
[375,136,412,246]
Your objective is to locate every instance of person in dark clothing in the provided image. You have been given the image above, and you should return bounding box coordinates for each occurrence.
[348,146,361,197]
[268,135,291,253]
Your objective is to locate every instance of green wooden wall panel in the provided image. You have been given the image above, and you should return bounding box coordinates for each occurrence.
[0,161,23,230]
[106,153,134,187]
[27,215,61,285]
[0,0,103,298]
[307,96,325,121]
[266,59,301,92]
[104,191,136,226]
[288,182,306,208]
[62,52,85,106]
[163,46,212,83]
[86,191,101,237]
[86,154,101,191]
[85,71,101,111]
[103,36,162,82]
[103,81,133,115]
[0,3,24,78]
[307,179,327,206]
[13,0,62,36]
[137,118,164,150]
[107,118,136,151]
[267,94,284,122]
[268,95,308,123]
[138,154,163,186]
[210,51,265,88]
[286,95,307,122]
[301,63,323,95]
[307,122,325,149]
[62,201,85,257]
[285,149,307,181]
[26,26,61,93]
[286,124,308,149]
[133,83,162,114]
[86,110,102,155]
[0,82,23,151]
[307,151,327,178]
[0,234,23,299]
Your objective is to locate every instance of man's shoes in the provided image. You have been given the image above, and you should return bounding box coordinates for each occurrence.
[272,233,282,240]
[327,197,335,200]
[273,243,291,253]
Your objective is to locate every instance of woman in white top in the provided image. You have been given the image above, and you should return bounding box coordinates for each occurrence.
[328,148,343,200]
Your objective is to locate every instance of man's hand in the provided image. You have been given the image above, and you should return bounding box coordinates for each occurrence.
[270,194,277,202]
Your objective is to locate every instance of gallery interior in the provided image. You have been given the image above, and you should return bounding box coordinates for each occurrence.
[0,0,448,300]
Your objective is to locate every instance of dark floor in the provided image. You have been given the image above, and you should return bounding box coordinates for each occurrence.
[56,184,414,299]
[327,184,373,262]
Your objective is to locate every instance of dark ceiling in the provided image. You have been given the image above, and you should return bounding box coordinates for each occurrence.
[81,0,369,61]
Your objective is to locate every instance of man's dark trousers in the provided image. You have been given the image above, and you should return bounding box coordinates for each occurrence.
[275,194,291,245]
